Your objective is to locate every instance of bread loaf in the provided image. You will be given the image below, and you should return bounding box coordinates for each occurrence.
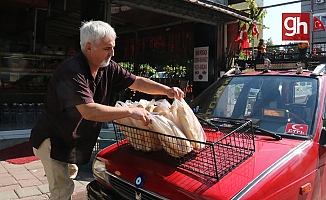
[176,100,206,149]
[131,119,162,151]
[151,115,193,158]
[114,117,143,150]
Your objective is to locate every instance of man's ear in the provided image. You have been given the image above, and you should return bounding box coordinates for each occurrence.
[86,42,92,51]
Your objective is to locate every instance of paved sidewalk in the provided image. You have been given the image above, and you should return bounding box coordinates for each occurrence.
[0,159,94,200]
[0,123,116,199]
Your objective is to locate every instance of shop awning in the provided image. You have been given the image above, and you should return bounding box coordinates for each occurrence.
[112,0,255,26]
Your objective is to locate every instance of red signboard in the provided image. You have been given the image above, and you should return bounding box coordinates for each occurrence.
[282,13,310,41]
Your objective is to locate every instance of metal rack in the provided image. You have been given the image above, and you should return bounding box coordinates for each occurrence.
[112,117,255,181]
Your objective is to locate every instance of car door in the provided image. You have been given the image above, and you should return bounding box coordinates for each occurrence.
[317,85,326,199]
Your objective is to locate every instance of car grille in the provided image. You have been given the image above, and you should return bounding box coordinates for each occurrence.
[107,172,169,200]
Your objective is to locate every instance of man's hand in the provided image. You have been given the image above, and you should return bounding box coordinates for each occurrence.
[166,87,184,100]
[130,107,151,126]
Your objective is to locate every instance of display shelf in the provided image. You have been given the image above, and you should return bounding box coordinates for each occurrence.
[0,52,64,88]
[0,53,65,128]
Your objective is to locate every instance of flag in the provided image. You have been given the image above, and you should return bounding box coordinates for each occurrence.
[313,16,325,31]
[235,23,250,54]
[235,23,248,42]
[252,24,260,38]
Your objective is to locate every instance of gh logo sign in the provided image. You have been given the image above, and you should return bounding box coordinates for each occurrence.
[282,13,310,41]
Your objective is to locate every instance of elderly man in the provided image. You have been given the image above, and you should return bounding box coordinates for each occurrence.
[30,20,184,200]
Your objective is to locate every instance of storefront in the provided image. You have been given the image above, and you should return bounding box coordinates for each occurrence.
[0,0,251,130]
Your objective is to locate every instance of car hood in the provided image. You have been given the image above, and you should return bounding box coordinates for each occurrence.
[97,135,305,199]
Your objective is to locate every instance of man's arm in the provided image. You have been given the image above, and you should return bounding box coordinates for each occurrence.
[76,76,184,124]
[129,76,184,99]
[76,103,151,125]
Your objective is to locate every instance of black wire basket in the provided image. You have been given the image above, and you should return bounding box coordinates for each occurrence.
[112,117,255,181]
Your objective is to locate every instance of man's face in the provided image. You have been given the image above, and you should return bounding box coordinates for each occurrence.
[90,37,115,68]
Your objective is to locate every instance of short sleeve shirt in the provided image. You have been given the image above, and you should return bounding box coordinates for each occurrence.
[30,52,136,164]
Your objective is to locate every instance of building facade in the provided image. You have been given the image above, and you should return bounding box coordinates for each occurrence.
[0,0,252,129]
[302,0,326,54]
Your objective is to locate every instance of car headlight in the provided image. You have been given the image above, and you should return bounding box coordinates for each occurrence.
[93,158,107,182]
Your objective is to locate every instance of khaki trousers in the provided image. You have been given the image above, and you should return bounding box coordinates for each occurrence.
[33,138,78,200]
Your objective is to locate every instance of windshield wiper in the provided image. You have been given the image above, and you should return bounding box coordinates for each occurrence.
[196,115,220,131]
[253,126,282,140]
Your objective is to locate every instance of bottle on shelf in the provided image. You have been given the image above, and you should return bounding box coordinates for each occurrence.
[1,103,11,123]
[16,103,26,124]
[26,103,35,123]
[35,103,43,121]
[23,103,29,109]
[10,103,18,123]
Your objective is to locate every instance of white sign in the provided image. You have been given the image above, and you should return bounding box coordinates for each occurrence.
[193,46,209,82]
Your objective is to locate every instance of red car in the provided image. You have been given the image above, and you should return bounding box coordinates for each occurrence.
[87,62,326,199]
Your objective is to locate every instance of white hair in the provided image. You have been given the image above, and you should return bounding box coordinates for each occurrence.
[80,20,117,50]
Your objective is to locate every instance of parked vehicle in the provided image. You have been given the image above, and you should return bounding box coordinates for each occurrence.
[87,62,326,199]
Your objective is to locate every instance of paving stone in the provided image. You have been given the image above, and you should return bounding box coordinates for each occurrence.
[0,158,91,199]
[30,169,47,182]
[3,166,27,176]
[0,172,12,178]
[0,165,8,173]
[18,178,43,188]
[37,184,49,194]
[12,172,36,181]
[15,186,42,198]
[74,184,87,193]
[0,183,21,192]
[72,190,88,200]
[74,180,84,188]
[5,166,29,175]
[24,161,43,171]
[0,175,18,187]
[19,194,50,200]
[0,190,19,200]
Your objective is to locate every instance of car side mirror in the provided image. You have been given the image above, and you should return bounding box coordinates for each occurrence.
[320,127,326,146]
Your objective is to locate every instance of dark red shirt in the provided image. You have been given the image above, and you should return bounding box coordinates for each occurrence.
[30,52,136,164]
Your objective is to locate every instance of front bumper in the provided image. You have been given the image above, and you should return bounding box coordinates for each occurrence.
[87,180,122,200]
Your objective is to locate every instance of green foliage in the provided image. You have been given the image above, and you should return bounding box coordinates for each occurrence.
[246,0,267,24]
[265,38,279,52]
[118,62,157,77]
[163,64,186,78]
[139,63,157,77]
[118,62,134,72]
[265,38,274,46]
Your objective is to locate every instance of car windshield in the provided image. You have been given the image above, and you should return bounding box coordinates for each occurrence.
[191,75,318,138]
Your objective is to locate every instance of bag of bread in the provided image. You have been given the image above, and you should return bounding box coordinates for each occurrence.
[152,99,171,114]
[115,100,163,152]
[129,117,163,152]
[172,98,206,149]
[114,101,145,151]
[150,114,193,158]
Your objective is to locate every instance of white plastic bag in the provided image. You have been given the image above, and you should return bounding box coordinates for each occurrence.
[171,98,206,149]
[150,114,193,157]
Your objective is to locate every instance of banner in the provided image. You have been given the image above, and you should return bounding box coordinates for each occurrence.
[282,13,326,41]
[313,16,325,31]
[251,23,260,38]
[193,47,209,82]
